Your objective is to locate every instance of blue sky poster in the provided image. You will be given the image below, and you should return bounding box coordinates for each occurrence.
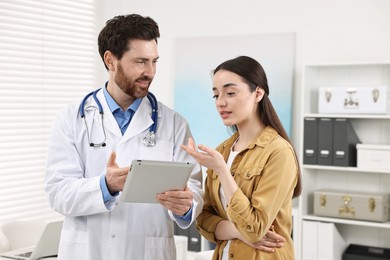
[173,34,295,149]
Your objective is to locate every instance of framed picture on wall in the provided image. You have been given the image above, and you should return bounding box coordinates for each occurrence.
[173,33,295,148]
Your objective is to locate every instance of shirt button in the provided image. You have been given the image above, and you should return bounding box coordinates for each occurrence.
[112,234,116,238]
[230,253,234,258]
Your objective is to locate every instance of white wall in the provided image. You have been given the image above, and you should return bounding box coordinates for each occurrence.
[96,0,390,148]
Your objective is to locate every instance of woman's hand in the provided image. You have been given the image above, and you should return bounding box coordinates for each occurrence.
[181,137,238,202]
[180,138,227,173]
[216,221,285,253]
[240,226,286,253]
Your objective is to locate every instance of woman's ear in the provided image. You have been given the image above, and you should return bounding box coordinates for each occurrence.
[255,87,265,102]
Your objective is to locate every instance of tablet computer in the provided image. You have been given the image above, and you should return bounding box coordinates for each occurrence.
[119,160,195,203]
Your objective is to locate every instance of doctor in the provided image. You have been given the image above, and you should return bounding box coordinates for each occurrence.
[44,14,203,260]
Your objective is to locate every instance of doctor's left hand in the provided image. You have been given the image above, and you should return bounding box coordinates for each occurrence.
[105,152,129,195]
[156,186,194,216]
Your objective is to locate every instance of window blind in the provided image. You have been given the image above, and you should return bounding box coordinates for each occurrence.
[0,0,98,223]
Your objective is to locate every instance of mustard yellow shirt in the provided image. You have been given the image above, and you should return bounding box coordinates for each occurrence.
[196,126,299,260]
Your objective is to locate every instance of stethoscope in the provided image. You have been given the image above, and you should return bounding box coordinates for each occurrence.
[79,88,158,147]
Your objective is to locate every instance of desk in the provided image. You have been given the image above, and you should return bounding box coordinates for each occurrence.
[0,236,186,260]
[1,236,186,260]
[0,257,56,260]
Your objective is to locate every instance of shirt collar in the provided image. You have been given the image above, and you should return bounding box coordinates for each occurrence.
[102,82,142,113]
[222,126,278,150]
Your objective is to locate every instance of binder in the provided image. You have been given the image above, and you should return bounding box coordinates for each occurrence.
[302,220,346,260]
[343,244,390,260]
[317,222,346,260]
[333,118,361,166]
[174,222,201,252]
[303,117,319,165]
[302,220,318,260]
[318,118,334,165]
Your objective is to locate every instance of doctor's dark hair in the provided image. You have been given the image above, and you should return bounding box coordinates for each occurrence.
[213,55,302,198]
[98,14,160,70]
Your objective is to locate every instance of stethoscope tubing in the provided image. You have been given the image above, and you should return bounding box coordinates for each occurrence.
[146,92,158,133]
[79,88,158,147]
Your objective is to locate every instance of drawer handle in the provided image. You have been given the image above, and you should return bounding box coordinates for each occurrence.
[320,194,327,207]
[191,237,199,243]
[344,88,359,108]
[325,89,332,102]
[339,195,355,217]
[372,88,380,102]
[369,197,376,212]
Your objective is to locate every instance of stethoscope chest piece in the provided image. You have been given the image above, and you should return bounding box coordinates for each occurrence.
[143,131,156,147]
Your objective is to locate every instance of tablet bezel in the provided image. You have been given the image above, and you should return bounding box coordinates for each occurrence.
[119,159,195,203]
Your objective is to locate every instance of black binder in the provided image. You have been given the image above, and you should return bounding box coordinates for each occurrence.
[343,244,390,260]
[333,118,361,166]
[318,118,334,165]
[303,117,319,165]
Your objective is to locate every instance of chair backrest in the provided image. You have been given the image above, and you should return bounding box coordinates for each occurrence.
[0,220,46,251]
[0,229,10,253]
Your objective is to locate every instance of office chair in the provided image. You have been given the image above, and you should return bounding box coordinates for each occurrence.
[0,220,46,251]
[0,229,10,253]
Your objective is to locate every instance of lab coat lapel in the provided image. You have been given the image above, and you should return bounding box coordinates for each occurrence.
[121,97,154,143]
[95,89,122,137]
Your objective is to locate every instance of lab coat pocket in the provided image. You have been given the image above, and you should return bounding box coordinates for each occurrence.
[144,236,176,260]
[140,139,173,161]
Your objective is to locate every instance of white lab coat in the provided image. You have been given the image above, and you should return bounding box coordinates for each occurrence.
[44,89,203,260]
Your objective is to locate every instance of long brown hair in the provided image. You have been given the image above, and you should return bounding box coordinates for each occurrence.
[213,55,302,198]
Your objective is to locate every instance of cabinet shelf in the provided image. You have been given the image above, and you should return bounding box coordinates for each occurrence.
[304,113,390,120]
[302,214,390,229]
[303,164,390,174]
[298,62,390,259]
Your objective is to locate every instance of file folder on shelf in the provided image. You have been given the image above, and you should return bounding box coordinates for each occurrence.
[317,222,346,260]
[333,118,361,166]
[318,118,334,165]
[343,244,390,260]
[303,117,319,165]
[302,220,346,260]
[302,220,318,260]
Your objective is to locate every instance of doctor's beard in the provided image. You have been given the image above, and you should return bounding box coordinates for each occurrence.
[115,62,153,99]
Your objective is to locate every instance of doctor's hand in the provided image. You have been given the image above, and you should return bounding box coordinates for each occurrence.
[156,186,194,216]
[181,138,227,174]
[105,152,129,195]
